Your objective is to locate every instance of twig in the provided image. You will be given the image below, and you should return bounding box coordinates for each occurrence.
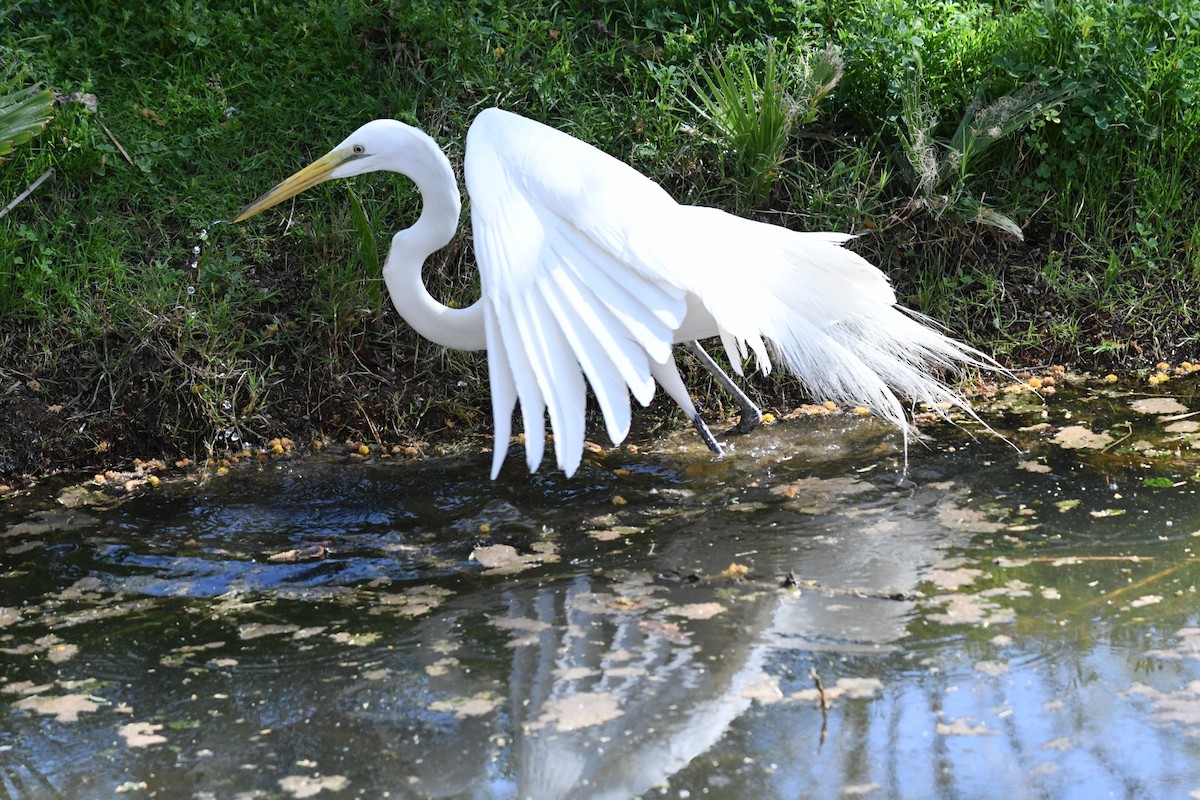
[0,168,53,221]
[810,666,829,747]
[1086,562,1190,608]
[1000,555,1160,563]
[809,667,829,712]
[100,121,133,165]
[1101,420,1134,453]
[1060,561,1194,617]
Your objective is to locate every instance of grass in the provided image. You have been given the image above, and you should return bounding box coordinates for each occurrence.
[687,39,843,207]
[0,0,1198,479]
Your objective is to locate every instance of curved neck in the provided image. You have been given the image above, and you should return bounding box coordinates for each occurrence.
[381,139,486,351]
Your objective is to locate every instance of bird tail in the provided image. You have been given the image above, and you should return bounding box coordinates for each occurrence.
[670,209,1004,437]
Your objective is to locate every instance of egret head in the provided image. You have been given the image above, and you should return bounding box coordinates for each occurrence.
[233,119,435,223]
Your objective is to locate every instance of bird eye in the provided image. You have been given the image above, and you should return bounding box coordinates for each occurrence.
[352,144,365,154]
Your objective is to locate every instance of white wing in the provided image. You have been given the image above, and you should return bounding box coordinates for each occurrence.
[466,108,693,478]
[466,108,993,478]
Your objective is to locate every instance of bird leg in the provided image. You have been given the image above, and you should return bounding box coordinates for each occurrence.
[691,414,722,455]
[687,341,763,435]
[649,358,724,456]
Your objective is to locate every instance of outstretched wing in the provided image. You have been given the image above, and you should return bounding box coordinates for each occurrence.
[465,108,691,478]
[465,108,997,479]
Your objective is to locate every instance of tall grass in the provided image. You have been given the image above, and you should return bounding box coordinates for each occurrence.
[688,40,842,206]
[0,69,52,161]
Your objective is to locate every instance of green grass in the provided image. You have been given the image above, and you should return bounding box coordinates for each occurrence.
[687,39,843,208]
[0,0,1198,478]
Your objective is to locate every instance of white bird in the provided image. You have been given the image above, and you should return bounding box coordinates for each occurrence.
[235,108,992,478]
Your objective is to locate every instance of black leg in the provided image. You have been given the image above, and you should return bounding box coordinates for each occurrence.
[687,341,763,435]
[691,413,724,455]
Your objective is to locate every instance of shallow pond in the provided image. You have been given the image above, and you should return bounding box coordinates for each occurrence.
[5,376,1200,799]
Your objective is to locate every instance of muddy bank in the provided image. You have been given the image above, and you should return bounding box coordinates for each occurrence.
[7,362,1200,506]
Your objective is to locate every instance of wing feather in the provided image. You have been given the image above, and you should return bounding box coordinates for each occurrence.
[543,259,656,405]
[661,206,997,429]
[465,108,994,477]
[537,271,634,445]
[513,289,588,474]
[466,109,689,476]
[552,233,679,364]
[485,308,518,479]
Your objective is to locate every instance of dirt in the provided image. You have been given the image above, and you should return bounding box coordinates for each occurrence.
[0,326,490,489]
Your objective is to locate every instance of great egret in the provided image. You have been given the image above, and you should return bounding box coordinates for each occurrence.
[235,108,992,478]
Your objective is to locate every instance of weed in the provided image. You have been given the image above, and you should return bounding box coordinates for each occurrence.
[893,60,1077,238]
[687,40,842,206]
[0,68,52,159]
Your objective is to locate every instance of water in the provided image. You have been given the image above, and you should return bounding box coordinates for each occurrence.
[4,380,1200,799]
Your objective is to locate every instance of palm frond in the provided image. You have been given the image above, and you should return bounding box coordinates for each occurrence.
[0,71,54,159]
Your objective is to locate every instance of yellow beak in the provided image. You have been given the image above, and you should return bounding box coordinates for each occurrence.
[233,149,358,223]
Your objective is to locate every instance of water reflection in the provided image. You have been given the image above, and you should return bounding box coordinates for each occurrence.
[5,385,1200,798]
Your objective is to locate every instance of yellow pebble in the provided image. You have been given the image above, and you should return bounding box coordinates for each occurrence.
[479,523,491,534]
[1157,361,1170,372]
[148,475,160,487]
[1104,374,1118,383]
[823,400,837,410]
[357,444,370,456]
[761,412,776,423]
[216,466,229,475]
[612,495,627,506]
[852,406,871,416]
[1027,377,1043,389]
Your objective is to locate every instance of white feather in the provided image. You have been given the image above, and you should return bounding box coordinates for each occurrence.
[237,108,1001,478]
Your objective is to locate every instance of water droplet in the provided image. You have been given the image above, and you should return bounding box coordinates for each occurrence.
[229,431,240,442]
[199,229,208,241]
[186,285,196,295]
[190,260,199,270]
[222,400,232,412]
[192,245,201,255]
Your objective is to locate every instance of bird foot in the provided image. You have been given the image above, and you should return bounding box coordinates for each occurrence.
[724,406,763,437]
